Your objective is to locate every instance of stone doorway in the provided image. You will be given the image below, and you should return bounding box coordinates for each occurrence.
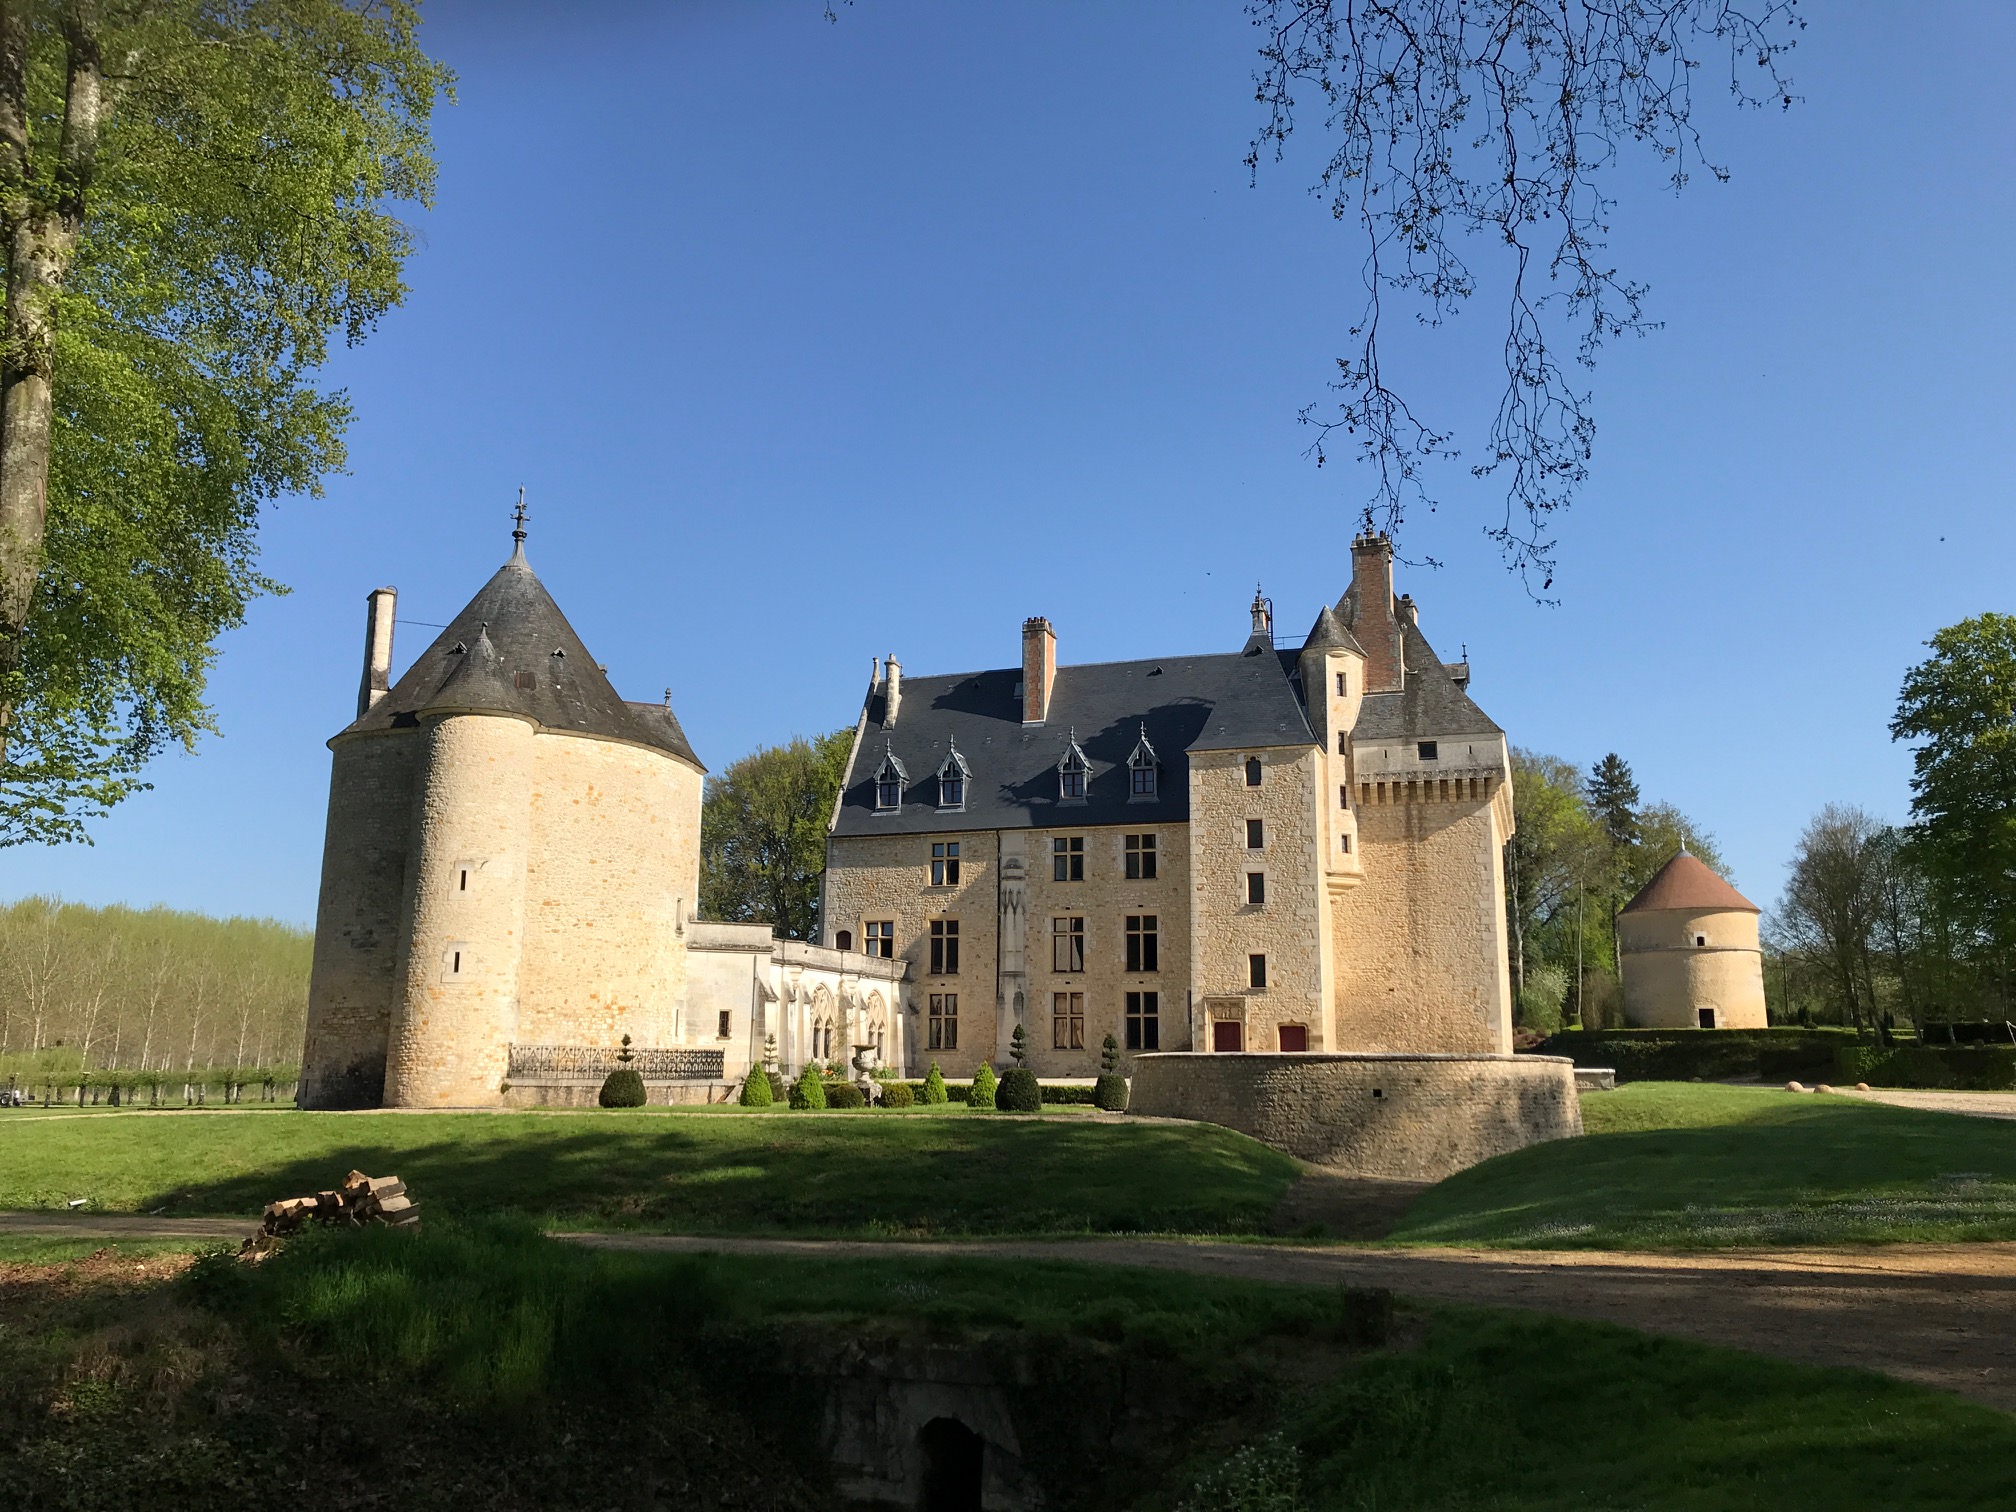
[919,1417,984,1512]
[1278,1024,1308,1052]
[1212,1021,1244,1052]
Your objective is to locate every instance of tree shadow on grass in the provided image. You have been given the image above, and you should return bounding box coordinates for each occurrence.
[141,1115,1301,1238]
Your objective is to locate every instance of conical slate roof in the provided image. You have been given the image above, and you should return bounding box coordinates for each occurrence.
[1302,603,1365,656]
[1621,851,1757,915]
[335,547,702,771]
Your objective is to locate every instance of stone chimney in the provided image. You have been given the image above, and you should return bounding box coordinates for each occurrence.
[357,586,396,717]
[1397,593,1418,628]
[1022,617,1056,725]
[882,654,902,727]
[1350,533,1404,693]
[1249,586,1272,641]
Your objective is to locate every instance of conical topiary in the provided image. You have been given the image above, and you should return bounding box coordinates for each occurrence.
[739,1066,773,1107]
[789,1066,828,1110]
[1093,1032,1127,1110]
[921,1062,949,1105]
[968,1063,998,1110]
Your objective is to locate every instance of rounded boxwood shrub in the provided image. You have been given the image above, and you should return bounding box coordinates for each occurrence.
[738,1067,773,1107]
[826,1081,867,1109]
[1092,1072,1128,1111]
[879,1080,914,1108]
[968,1063,998,1110]
[789,1068,828,1110]
[997,1066,1041,1113]
[598,1068,646,1108]
[921,1062,949,1105]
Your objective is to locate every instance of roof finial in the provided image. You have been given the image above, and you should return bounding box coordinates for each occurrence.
[663,687,672,708]
[510,487,528,562]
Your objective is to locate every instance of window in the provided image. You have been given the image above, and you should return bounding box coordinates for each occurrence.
[1052,992,1086,1050]
[1339,834,1353,856]
[1246,872,1266,907]
[1125,915,1159,973]
[872,745,909,811]
[514,670,536,691]
[864,920,894,959]
[450,948,464,976]
[1128,726,1159,797]
[835,929,853,952]
[930,841,961,887]
[1246,818,1264,849]
[1339,785,1350,810]
[1248,953,1268,990]
[1052,835,1085,881]
[717,1010,732,1039]
[929,919,960,975]
[1051,916,1085,973]
[1337,731,1348,755]
[1124,833,1158,880]
[1245,757,1263,786]
[1126,990,1160,1051]
[1335,671,1348,696]
[936,740,971,811]
[1695,934,1707,948]
[1058,731,1090,800]
[1698,1007,1717,1029]
[458,867,470,892]
[929,993,959,1050]
[1418,740,1439,762]
[1279,1024,1309,1052]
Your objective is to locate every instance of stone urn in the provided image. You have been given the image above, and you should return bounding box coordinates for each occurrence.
[851,1043,880,1103]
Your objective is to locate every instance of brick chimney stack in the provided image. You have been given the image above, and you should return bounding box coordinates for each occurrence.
[1021,617,1056,725]
[1349,533,1404,693]
[358,586,396,717]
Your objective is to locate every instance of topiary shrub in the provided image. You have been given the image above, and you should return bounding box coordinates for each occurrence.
[826,1081,866,1109]
[598,1068,646,1108]
[997,1066,1041,1113]
[738,1067,773,1107]
[921,1063,949,1105]
[968,1063,998,1110]
[879,1080,914,1109]
[1093,1072,1128,1111]
[789,1068,828,1110]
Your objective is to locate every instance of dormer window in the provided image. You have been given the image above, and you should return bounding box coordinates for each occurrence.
[936,740,971,812]
[872,745,909,812]
[1127,726,1159,798]
[1058,730,1090,801]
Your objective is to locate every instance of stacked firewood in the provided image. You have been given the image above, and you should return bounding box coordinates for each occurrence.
[243,1170,419,1255]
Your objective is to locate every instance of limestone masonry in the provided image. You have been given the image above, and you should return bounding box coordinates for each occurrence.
[301,526,1522,1115]
[1618,851,1768,1030]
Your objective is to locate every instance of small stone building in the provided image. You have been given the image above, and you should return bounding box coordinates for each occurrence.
[1618,852,1768,1030]
[298,527,902,1109]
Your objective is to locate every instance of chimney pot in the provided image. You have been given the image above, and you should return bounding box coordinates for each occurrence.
[358,586,397,717]
[1021,617,1057,725]
[883,654,902,727]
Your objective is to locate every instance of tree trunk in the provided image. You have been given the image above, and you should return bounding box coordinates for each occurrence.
[0,4,106,757]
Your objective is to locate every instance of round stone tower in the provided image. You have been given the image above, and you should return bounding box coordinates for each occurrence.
[300,527,706,1109]
[1618,851,1767,1030]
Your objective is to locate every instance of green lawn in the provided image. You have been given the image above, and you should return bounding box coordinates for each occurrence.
[1393,1082,2016,1247]
[106,1222,2016,1509]
[0,1106,1298,1237]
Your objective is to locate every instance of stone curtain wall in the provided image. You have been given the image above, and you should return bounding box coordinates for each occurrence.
[1329,783,1512,1055]
[1128,1051,1581,1181]
[301,731,420,1108]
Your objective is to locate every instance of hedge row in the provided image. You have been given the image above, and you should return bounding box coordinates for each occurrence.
[1535,1030,2016,1090]
[898,1080,1102,1106]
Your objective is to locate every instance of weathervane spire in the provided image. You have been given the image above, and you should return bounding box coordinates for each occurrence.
[512,487,528,545]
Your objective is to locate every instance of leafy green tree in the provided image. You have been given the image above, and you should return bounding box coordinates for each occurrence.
[700,729,853,939]
[1505,749,1607,999]
[1772,804,1887,1030]
[1631,802,1727,888]
[1893,615,2016,974]
[0,2,451,843]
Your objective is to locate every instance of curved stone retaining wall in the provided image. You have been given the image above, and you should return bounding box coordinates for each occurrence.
[1127,1052,1580,1181]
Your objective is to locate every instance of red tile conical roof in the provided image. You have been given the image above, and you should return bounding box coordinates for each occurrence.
[1621,851,1759,914]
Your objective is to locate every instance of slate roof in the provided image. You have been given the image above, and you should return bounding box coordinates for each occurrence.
[333,548,703,771]
[831,650,1317,837]
[1352,616,1504,743]
[1622,852,1759,915]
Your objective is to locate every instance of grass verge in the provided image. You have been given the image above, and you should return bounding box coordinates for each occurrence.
[0,1107,1299,1236]
[1394,1082,2016,1247]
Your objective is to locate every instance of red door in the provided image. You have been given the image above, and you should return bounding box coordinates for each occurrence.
[1278,1025,1308,1052]
[1212,1021,1244,1052]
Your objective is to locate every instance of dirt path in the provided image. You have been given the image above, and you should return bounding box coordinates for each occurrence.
[11,1210,2016,1412]
[563,1231,2016,1412]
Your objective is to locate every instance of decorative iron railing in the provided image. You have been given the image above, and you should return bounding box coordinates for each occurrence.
[507,1045,725,1080]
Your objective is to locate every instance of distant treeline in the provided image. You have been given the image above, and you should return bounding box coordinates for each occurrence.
[0,897,310,1080]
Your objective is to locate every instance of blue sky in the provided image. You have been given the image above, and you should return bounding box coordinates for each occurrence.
[6,0,2012,924]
